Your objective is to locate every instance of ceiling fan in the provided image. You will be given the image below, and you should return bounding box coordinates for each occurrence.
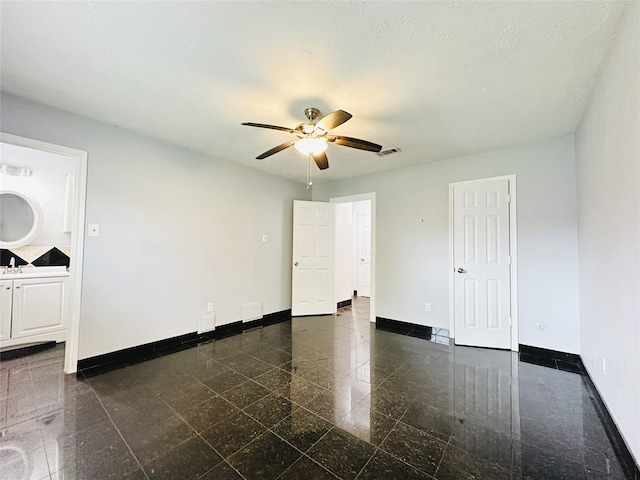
[241,107,382,171]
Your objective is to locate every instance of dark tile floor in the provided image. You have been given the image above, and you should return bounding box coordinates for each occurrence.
[1,298,637,479]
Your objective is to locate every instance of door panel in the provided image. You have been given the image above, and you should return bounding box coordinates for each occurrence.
[464,279,478,327]
[292,201,335,316]
[11,277,66,338]
[454,179,511,349]
[357,212,371,297]
[487,279,501,329]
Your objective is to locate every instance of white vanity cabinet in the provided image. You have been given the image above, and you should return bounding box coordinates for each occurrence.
[0,270,68,347]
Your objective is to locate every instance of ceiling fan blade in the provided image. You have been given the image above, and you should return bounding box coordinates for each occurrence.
[256,140,296,159]
[242,122,294,133]
[328,135,382,152]
[312,152,329,170]
[315,110,352,132]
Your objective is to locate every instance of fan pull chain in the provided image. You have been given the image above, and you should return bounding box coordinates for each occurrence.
[306,154,313,189]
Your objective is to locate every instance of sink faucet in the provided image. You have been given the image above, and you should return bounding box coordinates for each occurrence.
[9,257,15,273]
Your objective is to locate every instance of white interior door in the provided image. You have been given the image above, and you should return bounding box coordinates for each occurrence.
[453,179,511,349]
[292,200,335,316]
[357,212,371,297]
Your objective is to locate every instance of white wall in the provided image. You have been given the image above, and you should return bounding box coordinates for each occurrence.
[575,2,640,464]
[1,93,310,360]
[1,142,74,246]
[314,135,580,354]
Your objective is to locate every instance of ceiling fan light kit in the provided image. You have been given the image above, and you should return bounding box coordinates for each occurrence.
[241,107,383,186]
[294,138,328,155]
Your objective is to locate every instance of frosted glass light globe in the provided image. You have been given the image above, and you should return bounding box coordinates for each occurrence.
[294,138,328,155]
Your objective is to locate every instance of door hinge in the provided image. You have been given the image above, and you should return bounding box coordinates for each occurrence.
[507,255,512,265]
[506,194,511,204]
[509,317,512,326]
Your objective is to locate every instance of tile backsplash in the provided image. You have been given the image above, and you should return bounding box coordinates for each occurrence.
[0,246,71,268]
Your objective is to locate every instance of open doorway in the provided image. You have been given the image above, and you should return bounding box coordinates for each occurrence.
[1,133,87,373]
[331,193,376,323]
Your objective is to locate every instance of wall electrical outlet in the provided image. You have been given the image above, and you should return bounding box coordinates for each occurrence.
[424,303,431,312]
[88,224,100,237]
[207,303,214,313]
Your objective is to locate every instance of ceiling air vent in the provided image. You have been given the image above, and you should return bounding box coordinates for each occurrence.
[377,147,401,157]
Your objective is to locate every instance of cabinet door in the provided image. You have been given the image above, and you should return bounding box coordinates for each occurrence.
[0,280,13,341]
[11,277,67,339]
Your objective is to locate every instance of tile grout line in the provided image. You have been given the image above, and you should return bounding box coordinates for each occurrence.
[83,376,152,480]
[371,409,446,480]
[433,438,453,479]
[158,391,247,479]
[292,425,341,474]
[157,366,315,478]
[27,361,55,480]
[195,430,249,480]
[352,404,444,480]
[196,459,248,480]
[352,416,401,480]
[275,450,341,480]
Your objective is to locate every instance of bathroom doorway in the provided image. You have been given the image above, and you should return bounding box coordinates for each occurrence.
[0,133,87,374]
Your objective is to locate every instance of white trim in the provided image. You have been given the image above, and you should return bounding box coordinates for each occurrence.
[449,186,454,339]
[508,178,519,351]
[448,175,519,351]
[1,133,88,373]
[330,193,376,323]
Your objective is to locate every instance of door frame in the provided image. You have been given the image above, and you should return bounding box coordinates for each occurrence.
[448,175,519,351]
[330,192,376,323]
[1,133,88,373]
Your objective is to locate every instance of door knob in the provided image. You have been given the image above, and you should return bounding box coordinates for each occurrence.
[457,268,466,274]
[294,262,299,266]
[360,258,364,262]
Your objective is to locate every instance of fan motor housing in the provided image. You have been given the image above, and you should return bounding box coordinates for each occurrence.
[304,107,321,121]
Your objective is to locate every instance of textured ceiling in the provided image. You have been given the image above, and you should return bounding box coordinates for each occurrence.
[0,1,627,184]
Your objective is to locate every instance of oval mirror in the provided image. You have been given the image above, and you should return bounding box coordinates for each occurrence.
[0,191,43,248]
